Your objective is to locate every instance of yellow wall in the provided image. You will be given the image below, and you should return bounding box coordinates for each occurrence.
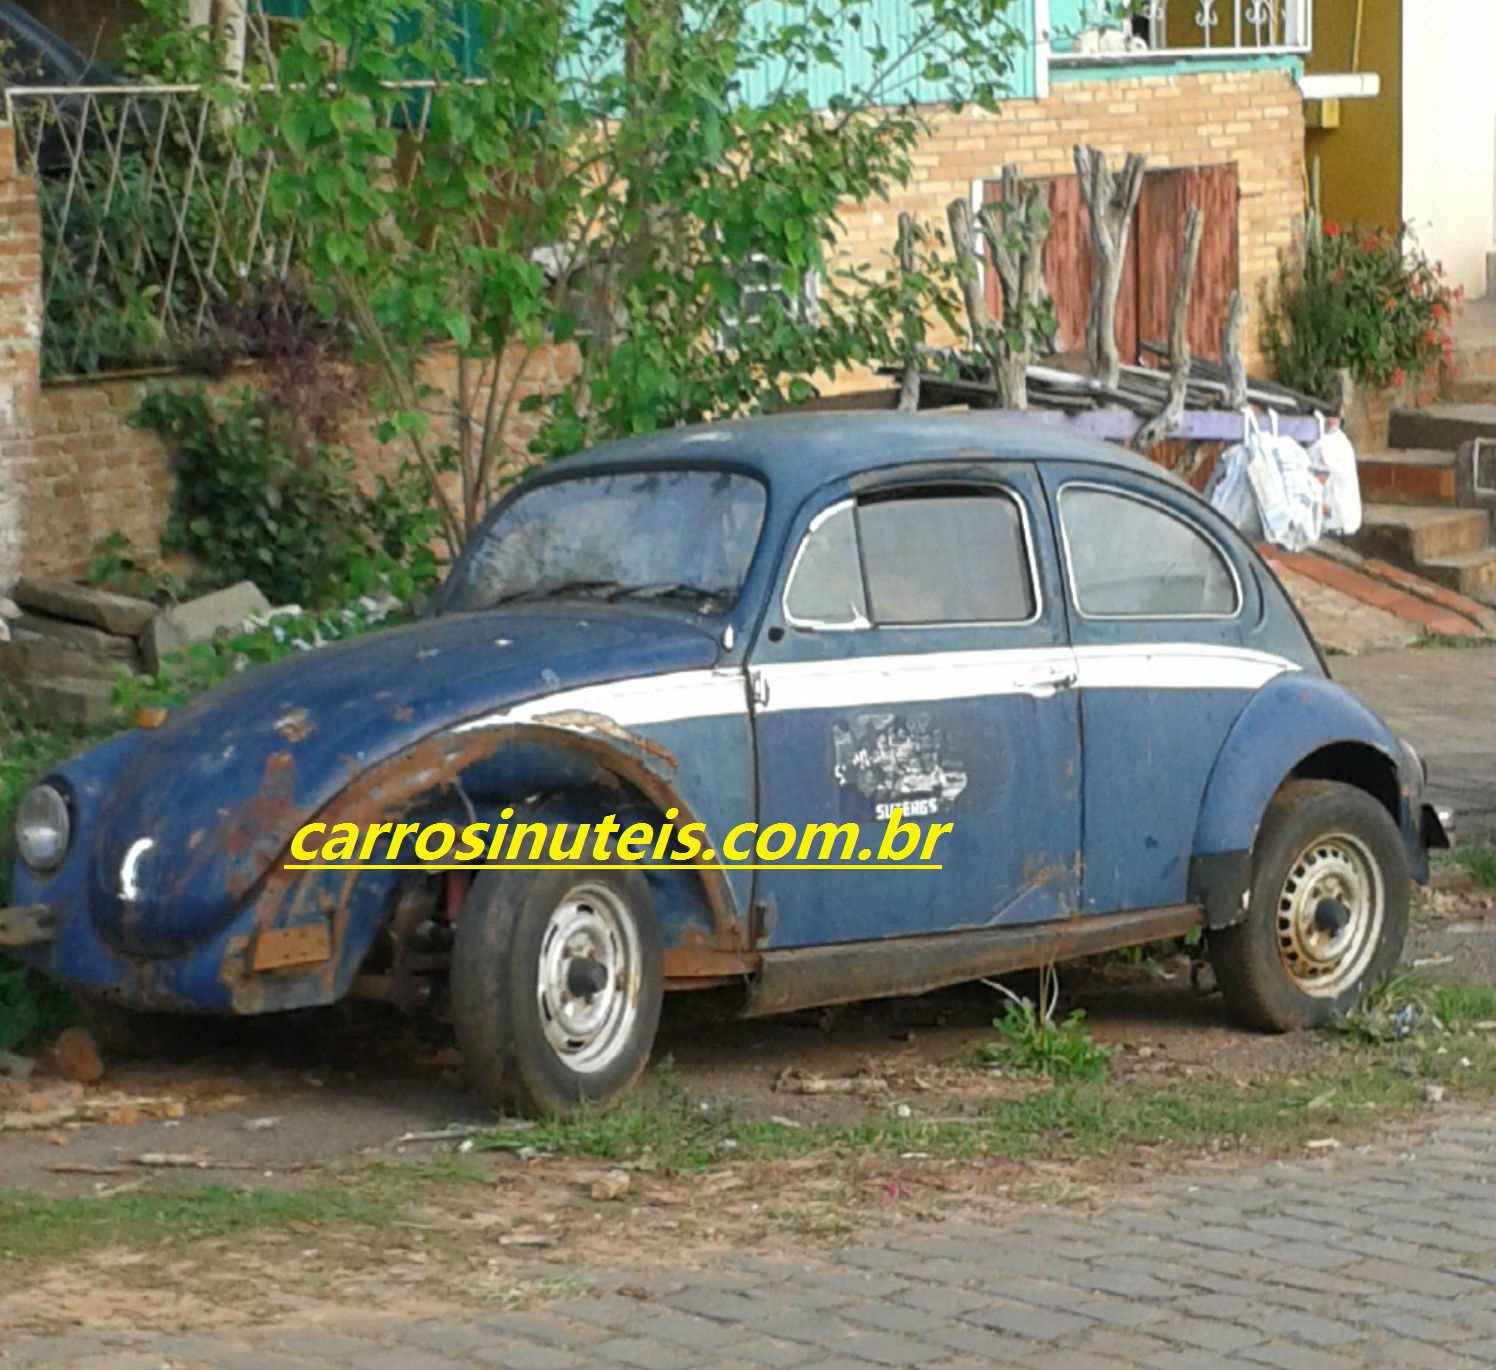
[1305,0,1402,229]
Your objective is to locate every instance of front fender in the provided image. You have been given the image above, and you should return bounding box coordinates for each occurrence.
[1189,672,1421,928]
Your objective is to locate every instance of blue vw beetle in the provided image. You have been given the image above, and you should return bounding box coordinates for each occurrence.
[3,414,1448,1113]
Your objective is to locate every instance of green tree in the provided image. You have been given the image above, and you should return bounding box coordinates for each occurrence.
[249,0,1032,554]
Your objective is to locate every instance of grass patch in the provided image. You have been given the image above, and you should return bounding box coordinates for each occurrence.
[976,998,1112,1083]
[1416,632,1496,650]
[1453,846,1496,890]
[0,1183,395,1265]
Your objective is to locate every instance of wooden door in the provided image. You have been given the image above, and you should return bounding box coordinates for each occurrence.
[982,163,1239,365]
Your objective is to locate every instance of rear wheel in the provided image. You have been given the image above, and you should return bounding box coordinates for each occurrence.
[1210,780,1409,1031]
[451,868,663,1116]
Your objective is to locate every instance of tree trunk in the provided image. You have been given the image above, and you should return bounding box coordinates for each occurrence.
[896,212,921,412]
[947,196,999,406]
[1135,207,1204,453]
[1222,289,1248,410]
[1073,144,1146,388]
[978,164,1053,411]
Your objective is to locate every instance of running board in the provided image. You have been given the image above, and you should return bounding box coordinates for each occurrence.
[744,905,1204,1019]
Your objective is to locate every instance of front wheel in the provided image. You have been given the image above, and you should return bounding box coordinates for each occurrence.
[451,868,663,1116]
[1210,780,1409,1031]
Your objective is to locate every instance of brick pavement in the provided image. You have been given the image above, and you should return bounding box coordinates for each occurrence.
[9,1113,1496,1367]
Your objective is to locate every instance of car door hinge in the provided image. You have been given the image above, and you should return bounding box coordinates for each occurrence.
[750,669,770,707]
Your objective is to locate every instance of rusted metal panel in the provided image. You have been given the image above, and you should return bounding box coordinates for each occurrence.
[743,904,1204,1018]
[249,923,333,971]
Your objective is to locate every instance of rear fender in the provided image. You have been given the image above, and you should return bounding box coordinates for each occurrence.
[1189,673,1421,929]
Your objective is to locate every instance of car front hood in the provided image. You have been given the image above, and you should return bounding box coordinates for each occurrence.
[81,605,721,957]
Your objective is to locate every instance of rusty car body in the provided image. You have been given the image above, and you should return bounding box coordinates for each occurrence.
[4,412,1449,1111]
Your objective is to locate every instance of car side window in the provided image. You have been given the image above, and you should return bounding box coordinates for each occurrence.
[858,489,1035,625]
[1060,484,1239,618]
[783,502,868,628]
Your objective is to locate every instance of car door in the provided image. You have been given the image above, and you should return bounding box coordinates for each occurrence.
[746,463,1083,949]
[1041,465,1290,915]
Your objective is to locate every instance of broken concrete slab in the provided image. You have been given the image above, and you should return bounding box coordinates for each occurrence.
[140,614,183,676]
[8,675,115,727]
[0,638,123,684]
[12,614,138,662]
[161,581,270,648]
[11,578,156,637]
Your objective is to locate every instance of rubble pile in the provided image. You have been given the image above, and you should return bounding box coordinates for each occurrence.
[0,578,270,724]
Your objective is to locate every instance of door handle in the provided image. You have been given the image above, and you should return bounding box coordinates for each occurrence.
[1017,668,1078,698]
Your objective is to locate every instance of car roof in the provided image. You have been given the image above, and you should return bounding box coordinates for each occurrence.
[557,411,1184,503]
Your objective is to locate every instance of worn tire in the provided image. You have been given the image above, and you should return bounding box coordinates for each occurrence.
[1210,780,1409,1031]
[451,867,663,1116]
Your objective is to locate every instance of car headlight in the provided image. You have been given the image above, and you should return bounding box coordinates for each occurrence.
[16,784,70,872]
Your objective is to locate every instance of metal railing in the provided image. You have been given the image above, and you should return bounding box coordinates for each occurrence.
[6,83,295,378]
[1051,0,1313,62]
[5,81,444,379]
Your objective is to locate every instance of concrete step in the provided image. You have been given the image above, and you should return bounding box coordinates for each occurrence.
[1349,503,1492,566]
[1443,376,1496,405]
[1391,403,1496,453]
[1357,449,1458,505]
[1420,548,1496,604]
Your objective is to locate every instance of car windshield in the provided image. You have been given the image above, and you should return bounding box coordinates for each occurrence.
[445,467,768,616]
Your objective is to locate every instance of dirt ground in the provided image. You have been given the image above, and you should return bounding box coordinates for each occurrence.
[2,877,1493,1337]
[3,876,1492,1199]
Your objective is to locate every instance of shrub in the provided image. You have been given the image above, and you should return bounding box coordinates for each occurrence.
[131,385,439,608]
[1264,221,1459,402]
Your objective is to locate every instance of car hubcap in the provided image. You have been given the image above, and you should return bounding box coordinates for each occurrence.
[1276,832,1384,997]
[536,884,640,1073]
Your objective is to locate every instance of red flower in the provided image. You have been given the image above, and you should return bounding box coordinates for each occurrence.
[1363,236,1379,252]
[1432,302,1447,321]
[1424,329,1440,346]
[1324,220,1341,238]
[1385,297,1398,313]
[1392,368,1407,388]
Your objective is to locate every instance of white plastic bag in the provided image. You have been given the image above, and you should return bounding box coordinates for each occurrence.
[1205,436,1262,541]
[1308,418,1362,535]
[1211,410,1322,552]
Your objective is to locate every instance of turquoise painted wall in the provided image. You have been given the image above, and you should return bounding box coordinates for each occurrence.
[258,0,1039,102]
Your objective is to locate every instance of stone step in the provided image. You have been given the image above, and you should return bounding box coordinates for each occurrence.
[1443,376,1496,406]
[1357,449,1457,505]
[1349,504,1492,566]
[1420,547,1496,604]
[1390,403,1496,453]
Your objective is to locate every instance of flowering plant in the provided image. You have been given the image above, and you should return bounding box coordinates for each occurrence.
[1264,220,1460,402]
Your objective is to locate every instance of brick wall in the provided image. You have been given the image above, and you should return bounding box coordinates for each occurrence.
[0,66,1305,585]
[832,67,1305,383]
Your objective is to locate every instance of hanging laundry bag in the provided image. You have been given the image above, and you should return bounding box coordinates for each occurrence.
[1308,417,1363,536]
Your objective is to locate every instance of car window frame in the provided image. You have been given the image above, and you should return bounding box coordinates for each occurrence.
[781,481,1045,633]
[1056,478,1244,623]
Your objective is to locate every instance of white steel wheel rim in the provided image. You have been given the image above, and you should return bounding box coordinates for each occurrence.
[1275,831,1385,998]
[536,883,641,1074]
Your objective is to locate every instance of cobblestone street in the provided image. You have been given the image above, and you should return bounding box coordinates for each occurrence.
[9,1112,1496,1369]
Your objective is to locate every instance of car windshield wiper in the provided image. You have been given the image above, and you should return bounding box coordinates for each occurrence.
[613,582,733,614]
[494,578,630,605]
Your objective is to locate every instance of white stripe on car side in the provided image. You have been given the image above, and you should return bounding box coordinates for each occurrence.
[449,645,1299,734]
[451,668,749,733]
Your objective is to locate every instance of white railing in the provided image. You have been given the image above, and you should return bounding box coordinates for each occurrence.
[5,81,441,379]
[1051,0,1313,63]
